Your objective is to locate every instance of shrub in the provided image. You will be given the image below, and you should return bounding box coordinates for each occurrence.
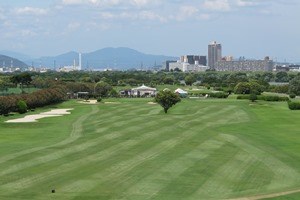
[262,95,289,102]
[289,93,296,99]
[288,100,300,110]
[97,97,102,102]
[237,95,250,100]
[209,92,229,98]
[17,100,27,114]
[237,95,289,102]
[249,93,257,102]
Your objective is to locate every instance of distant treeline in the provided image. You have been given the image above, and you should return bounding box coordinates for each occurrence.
[0,85,67,115]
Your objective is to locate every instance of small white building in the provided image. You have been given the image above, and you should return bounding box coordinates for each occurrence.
[132,84,157,97]
[175,88,188,97]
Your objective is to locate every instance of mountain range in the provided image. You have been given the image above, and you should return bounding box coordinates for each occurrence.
[1,48,178,70]
[0,54,28,69]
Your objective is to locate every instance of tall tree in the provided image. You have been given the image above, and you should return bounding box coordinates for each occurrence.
[154,90,181,113]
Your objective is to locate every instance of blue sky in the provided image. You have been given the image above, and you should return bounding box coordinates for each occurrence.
[0,0,299,62]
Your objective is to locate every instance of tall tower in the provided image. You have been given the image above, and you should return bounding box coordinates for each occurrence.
[78,53,82,70]
[208,41,222,68]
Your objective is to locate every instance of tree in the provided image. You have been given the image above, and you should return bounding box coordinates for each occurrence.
[234,82,251,94]
[275,71,289,82]
[289,76,300,96]
[94,81,113,97]
[154,90,181,113]
[234,81,264,95]
[184,75,196,86]
[249,93,257,102]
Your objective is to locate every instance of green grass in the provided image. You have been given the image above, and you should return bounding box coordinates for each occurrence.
[0,98,299,199]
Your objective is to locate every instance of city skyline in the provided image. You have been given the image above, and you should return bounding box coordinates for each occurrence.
[0,0,299,62]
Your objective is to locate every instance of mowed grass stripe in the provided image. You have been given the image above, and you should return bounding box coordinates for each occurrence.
[5,104,237,197]
[220,134,300,192]
[191,151,257,199]
[0,108,170,179]
[46,106,240,199]
[148,143,240,200]
[120,138,226,199]
[0,105,99,165]
[0,124,178,194]
[112,112,248,200]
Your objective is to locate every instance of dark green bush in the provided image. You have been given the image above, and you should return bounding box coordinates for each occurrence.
[249,93,257,102]
[289,93,296,99]
[209,92,229,98]
[17,100,27,114]
[237,95,289,102]
[262,95,289,102]
[97,97,102,102]
[237,95,250,100]
[288,100,300,110]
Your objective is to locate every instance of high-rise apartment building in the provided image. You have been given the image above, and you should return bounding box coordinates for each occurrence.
[180,55,207,66]
[208,41,222,68]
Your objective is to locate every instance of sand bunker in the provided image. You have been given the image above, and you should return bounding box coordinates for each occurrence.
[79,100,98,104]
[148,102,157,105]
[104,102,121,104]
[5,109,73,123]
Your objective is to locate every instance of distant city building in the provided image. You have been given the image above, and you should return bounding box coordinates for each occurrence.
[208,41,222,68]
[169,61,208,72]
[289,64,300,72]
[180,55,207,66]
[274,64,289,72]
[199,56,207,66]
[163,60,177,71]
[214,56,274,72]
[223,56,233,61]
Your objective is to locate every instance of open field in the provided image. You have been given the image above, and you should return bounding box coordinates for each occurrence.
[0,98,299,199]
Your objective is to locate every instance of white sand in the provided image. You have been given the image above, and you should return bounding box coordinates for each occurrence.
[79,100,98,104]
[147,102,157,105]
[5,109,73,123]
[104,102,121,104]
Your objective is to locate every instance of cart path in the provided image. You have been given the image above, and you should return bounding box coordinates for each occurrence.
[229,188,300,200]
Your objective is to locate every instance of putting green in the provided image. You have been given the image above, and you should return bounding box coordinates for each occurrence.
[0,99,299,199]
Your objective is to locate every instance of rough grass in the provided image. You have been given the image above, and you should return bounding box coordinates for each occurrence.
[0,98,299,199]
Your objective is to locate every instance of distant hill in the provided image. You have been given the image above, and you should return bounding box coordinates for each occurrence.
[0,54,28,69]
[0,51,32,62]
[34,47,178,70]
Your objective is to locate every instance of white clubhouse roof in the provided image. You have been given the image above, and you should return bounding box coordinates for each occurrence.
[132,84,156,91]
[175,88,188,94]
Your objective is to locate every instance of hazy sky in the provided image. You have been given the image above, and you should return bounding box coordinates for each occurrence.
[0,0,299,62]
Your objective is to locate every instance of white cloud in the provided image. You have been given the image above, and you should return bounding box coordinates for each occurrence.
[100,12,116,19]
[175,6,199,21]
[130,0,151,7]
[21,29,37,37]
[62,0,122,6]
[99,10,167,23]
[197,13,212,20]
[235,0,258,7]
[61,0,84,5]
[203,0,231,11]
[67,22,81,30]
[14,7,48,16]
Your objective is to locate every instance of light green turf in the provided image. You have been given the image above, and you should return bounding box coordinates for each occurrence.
[0,98,299,199]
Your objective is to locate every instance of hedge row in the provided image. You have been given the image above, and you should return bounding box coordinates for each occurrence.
[209,92,229,98]
[189,92,229,98]
[237,95,289,102]
[287,101,300,110]
[0,85,67,115]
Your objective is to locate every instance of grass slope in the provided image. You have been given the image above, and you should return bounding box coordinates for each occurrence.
[0,99,299,199]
